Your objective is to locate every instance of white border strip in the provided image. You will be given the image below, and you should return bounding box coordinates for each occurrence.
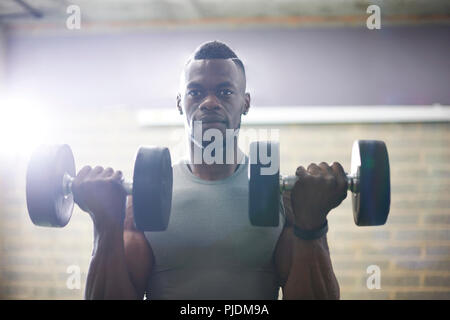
[137,105,450,127]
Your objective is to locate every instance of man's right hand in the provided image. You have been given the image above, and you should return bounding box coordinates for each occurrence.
[72,165,127,231]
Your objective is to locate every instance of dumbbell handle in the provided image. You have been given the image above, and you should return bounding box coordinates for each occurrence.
[280,172,359,193]
[62,173,133,197]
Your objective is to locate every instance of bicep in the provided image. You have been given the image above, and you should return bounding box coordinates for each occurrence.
[123,196,153,299]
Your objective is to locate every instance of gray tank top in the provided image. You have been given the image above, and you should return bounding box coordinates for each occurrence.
[144,155,285,299]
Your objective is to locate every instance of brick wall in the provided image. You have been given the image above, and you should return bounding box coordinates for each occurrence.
[0,109,449,299]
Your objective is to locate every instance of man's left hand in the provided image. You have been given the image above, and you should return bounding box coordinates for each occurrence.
[290,162,348,230]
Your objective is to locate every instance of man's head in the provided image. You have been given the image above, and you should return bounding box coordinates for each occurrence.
[177,41,250,140]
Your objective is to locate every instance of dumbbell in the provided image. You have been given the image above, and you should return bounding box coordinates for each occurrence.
[249,140,390,227]
[26,144,173,231]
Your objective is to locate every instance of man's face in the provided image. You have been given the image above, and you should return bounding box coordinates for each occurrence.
[177,59,250,138]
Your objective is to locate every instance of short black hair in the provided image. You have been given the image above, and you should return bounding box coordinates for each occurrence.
[185,40,246,84]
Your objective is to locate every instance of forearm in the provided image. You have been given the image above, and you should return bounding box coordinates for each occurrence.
[283,235,339,300]
[85,223,140,300]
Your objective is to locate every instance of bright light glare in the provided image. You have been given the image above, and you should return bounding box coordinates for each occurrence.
[0,97,50,157]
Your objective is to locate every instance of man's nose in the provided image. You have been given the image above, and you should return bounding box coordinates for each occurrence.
[199,94,221,111]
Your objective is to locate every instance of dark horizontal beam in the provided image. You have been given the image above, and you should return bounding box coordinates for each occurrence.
[0,12,33,20]
[0,0,43,21]
[14,0,43,18]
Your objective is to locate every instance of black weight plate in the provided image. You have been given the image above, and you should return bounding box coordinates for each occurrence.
[26,144,75,227]
[133,146,173,231]
[352,140,391,226]
[248,141,280,227]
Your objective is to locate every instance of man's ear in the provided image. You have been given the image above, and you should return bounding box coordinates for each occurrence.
[176,93,183,115]
[243,92,251,115]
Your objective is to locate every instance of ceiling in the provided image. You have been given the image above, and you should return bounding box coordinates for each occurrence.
[0,0,449,31]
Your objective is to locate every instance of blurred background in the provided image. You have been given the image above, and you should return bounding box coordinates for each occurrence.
[0,0,449,299]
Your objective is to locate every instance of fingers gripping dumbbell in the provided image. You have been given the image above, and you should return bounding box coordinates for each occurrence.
[26,144,173,231]
[249,140,391,227]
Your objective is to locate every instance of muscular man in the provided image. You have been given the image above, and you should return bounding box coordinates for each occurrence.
[72,41,347,300]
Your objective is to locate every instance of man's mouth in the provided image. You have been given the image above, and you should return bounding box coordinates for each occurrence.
[197,117,227,125]
[202,120,226,124]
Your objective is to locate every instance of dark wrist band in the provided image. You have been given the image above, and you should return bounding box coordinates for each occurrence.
[293,220,328,240]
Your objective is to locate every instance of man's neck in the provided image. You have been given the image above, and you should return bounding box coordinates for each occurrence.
[188,141,243,181]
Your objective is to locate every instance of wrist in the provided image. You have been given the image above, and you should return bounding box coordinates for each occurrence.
[293,220,328,241]
[294,217,326,231]
[293,209,327,231]
[93,221,124,255]
[90,207,125,231]
[93,214,124,237]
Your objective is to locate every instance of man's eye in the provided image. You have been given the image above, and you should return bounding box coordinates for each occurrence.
[220,89,233,96]
[188,90,201,97]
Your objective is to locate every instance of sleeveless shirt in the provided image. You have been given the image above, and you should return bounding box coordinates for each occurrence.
[144,155,285,299]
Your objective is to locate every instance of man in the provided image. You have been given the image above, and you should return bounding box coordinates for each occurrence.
[72,41,347,300]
